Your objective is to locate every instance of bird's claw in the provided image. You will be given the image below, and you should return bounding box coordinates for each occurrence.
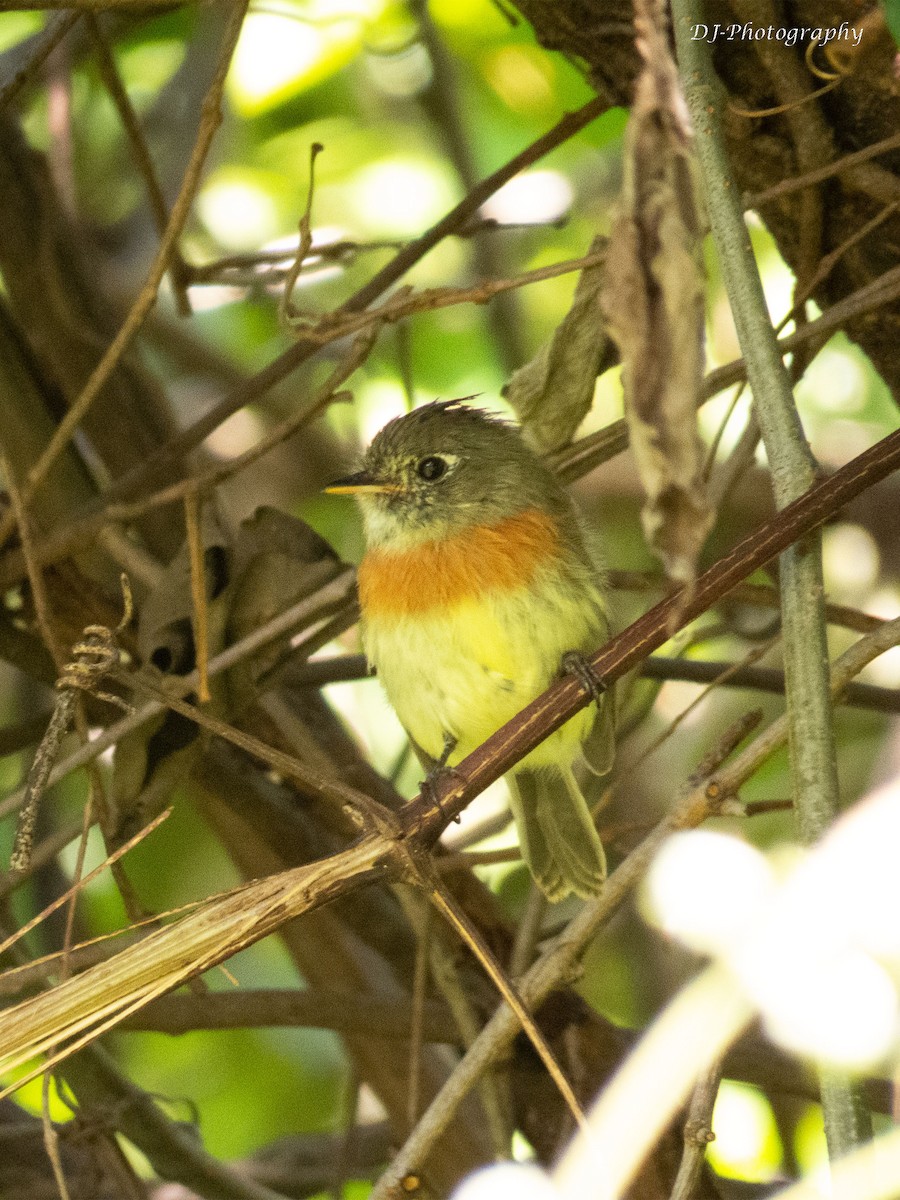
[421,732,463,823]
[561,651,607,707]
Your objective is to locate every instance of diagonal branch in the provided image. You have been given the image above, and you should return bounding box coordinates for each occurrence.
[0,425,897,1094]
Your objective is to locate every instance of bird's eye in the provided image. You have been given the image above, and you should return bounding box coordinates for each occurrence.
[416,456,448,481]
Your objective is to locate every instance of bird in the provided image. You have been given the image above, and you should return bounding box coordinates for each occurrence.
[326,399,614,901]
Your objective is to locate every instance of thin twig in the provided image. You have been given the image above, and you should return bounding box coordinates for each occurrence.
[279,141,323,327]
[0,11,79,112]
[42,1067,71,1200]
[288,650,900,713]
[0,450,64,669]
[746,129,900,208]
[508,885,547,979]
[45,95,609,514]
[670,1058,723,1200]
[0,0,250,552]
[184,487,211,704]
[398,889,510,1156]
[284,248,607,344]
[407,900,431,1134]
[628,636,779,765]
[185,237,404,283]
[85,12,191,315]
[428,882,588,1134]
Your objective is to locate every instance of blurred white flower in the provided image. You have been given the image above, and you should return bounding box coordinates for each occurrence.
[643,778,900,1068]
[642,829,776,954]
[451,1162,559,1200]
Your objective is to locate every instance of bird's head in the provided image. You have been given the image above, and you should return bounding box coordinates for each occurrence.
[326,400,563,549]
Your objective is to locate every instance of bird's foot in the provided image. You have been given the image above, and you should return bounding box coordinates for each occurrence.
[421,732,463,823]
[561,651,607,707]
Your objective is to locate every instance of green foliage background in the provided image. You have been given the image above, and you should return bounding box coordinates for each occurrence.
[0,1,897,1191]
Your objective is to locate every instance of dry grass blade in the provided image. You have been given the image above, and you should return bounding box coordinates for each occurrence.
[430,884,589,1133]
[0,808,171,963]
[0,837,386,1094]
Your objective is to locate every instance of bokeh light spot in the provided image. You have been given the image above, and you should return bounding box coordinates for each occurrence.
[643,830,774,955]
[351,158,458,236]
[198,175,280,250]
[481,170,573,225]
[822,523,880,598]
[708,1082,783,1181]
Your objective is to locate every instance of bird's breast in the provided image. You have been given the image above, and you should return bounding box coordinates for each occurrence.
[356,509,606,767]
[356,507,561,619]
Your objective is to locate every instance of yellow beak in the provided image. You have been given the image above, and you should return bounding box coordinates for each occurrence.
[324,470,403,496]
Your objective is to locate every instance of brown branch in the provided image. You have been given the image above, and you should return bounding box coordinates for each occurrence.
[118,987,458,1043]
[86,12,191,315]
[287,650,899,713]
[184,237,404,283]
[670,1058,723,1200]
[1,426,898,1097]
[746,130,900,208]
[184,220,555,287]
[284,248,607,344]
[641,657,900,713]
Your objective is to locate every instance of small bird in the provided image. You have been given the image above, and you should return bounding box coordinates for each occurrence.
[326,400,614,901]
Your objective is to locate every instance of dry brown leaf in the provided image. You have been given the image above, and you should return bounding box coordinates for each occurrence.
[602,0,711,584]
[225,505,345,707]
[137,505,230,675]
[111,508,344,842]
[504,236,616,453]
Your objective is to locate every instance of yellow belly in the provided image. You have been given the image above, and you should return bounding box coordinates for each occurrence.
[362,577,606,770]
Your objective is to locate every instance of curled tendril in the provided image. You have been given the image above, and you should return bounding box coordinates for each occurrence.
[56,574,134,711]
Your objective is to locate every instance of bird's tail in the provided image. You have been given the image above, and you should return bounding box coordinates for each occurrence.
[507,764,606,902]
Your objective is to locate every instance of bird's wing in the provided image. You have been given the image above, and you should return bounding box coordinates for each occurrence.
[580,682,616,777]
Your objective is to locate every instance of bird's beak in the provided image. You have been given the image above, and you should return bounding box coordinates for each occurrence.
[324,470,403,495]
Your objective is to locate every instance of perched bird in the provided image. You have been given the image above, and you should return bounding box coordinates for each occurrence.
[327,400,614,901]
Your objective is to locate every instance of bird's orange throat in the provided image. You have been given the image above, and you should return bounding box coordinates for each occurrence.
[357,507,561,618]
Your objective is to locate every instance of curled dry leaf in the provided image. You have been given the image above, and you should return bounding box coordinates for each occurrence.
[225,505,346,710]
[602,0,712,584]
[504,236,617,453]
